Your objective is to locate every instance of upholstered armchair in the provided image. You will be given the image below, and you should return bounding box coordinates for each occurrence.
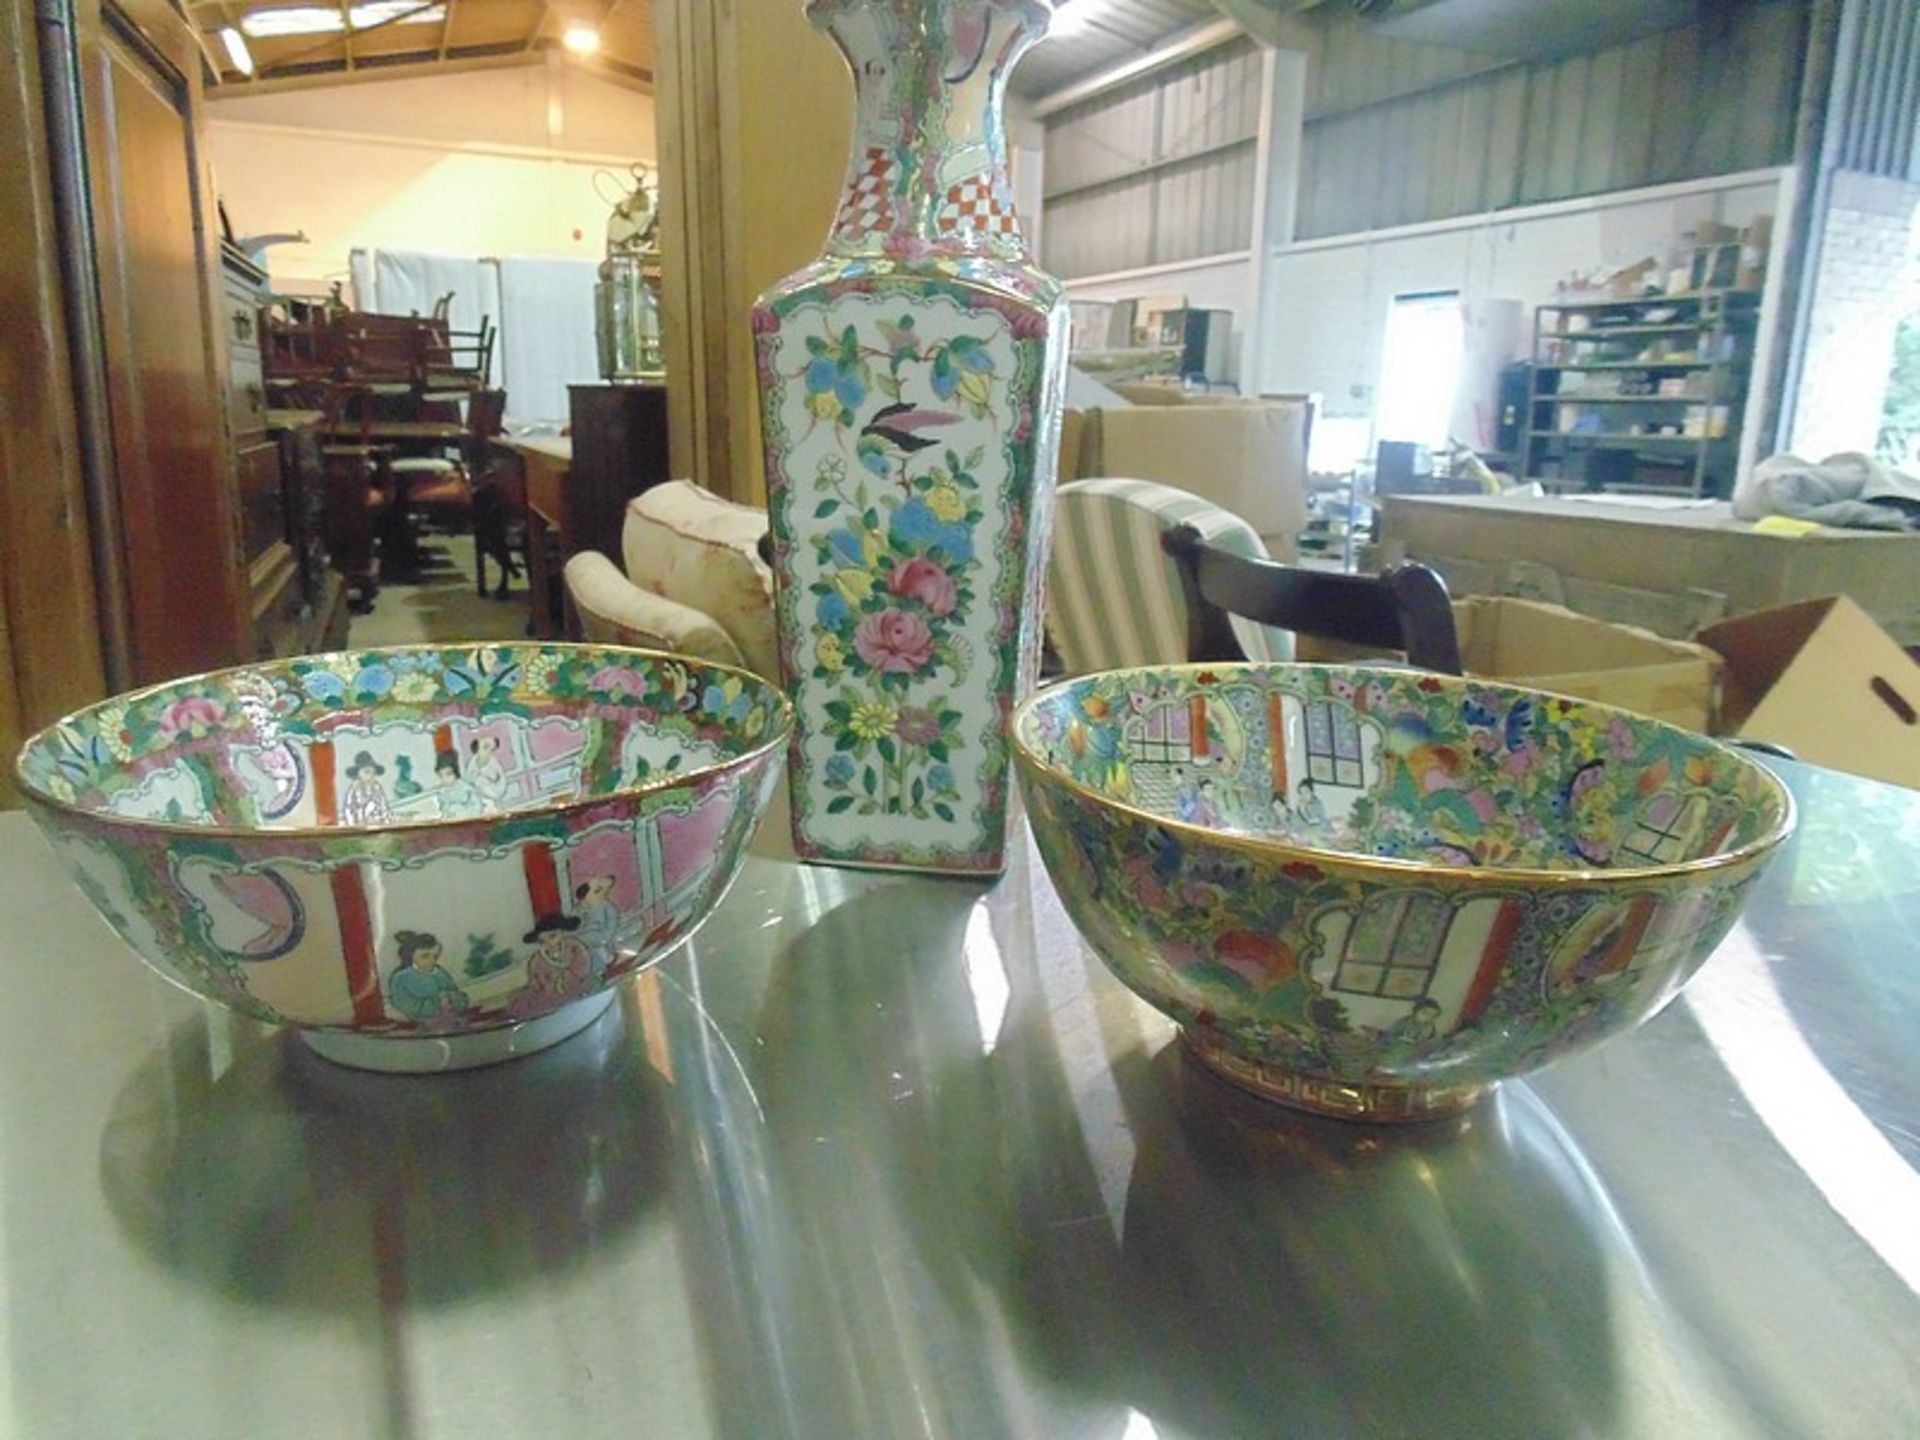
[1046,478,1296,674]
[562,480,780,680]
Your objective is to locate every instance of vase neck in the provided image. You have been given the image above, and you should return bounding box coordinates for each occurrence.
[811,0,1049,263]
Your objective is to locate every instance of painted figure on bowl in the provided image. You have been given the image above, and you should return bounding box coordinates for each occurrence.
[386,930,471,1024]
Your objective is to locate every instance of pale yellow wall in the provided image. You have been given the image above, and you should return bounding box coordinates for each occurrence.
[654,0,852,505]
[206,64,655,292]
[730,10,851,311]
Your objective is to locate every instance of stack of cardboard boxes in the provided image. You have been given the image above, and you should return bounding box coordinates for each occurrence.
[1375,492,1920,789]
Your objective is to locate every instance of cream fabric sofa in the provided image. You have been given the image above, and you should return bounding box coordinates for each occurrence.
[562,480,780,680]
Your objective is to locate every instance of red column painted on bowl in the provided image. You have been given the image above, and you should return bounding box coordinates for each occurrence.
[312,740,339,825]
[331,865,387,1025]
[1189,695,1209,762]
[1267,691,1287,798]
[1601,894,1658,977]
[522,843,563,921]
[1458,897,1524,1023]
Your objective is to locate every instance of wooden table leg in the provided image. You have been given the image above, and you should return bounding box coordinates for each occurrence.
[525,510,564,639]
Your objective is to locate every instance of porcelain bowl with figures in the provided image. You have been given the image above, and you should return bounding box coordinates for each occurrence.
[1013,664,1794,1122]
[15,644,790,1073]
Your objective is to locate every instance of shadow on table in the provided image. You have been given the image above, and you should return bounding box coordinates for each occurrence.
[1006,1045,1637,1439]
[658,853,1637,1440]
[657,875,1055,1439]
[98,996,668,1314]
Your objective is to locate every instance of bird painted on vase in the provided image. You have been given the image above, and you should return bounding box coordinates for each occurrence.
[856,402,959,482]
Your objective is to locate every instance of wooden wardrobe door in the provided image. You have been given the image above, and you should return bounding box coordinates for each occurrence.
[81,1,247,684]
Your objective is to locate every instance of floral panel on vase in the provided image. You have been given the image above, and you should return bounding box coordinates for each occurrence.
[755,0,1068,876]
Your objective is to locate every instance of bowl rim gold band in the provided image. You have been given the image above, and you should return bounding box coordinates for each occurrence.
[1010,662,1797,890]
[13,641,796,843]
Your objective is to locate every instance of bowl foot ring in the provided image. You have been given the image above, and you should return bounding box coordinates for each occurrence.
[1179,1028,1487,1124]
[301,991,620,1074]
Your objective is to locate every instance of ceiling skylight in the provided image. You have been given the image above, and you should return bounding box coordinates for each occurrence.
[239,2,447,39]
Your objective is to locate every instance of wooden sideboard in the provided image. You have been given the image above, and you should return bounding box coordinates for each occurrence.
[499,438,575,640]
[567,383,671,560]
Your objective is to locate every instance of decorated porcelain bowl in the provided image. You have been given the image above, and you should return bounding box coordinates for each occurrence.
[14,644,790,1072]
[1013,664,1794,1122]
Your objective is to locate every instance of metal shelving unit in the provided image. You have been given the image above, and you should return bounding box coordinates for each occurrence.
[1520,290,1760,497]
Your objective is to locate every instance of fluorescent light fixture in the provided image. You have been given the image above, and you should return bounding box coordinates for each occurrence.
[561,22,601,56]
[350,1,445,29]
[239,2,445,39]
[1048,0,1110,40]
[240,7,341,38]
[219,26,255,74]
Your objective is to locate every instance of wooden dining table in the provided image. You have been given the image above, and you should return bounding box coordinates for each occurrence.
[494,434,575,638]
[318,419,470,445]
[0,759,1914,1437]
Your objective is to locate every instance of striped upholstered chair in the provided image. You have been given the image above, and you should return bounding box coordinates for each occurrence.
[1046,479,1295,675]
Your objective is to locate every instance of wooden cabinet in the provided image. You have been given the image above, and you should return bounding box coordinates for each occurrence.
[74,0,251,683]
[4,0,262,702]
[224,244,345,660]
[0,0,107,798]
[566,383,673,560]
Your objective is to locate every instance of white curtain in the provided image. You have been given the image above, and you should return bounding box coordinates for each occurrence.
[496,256,600,428]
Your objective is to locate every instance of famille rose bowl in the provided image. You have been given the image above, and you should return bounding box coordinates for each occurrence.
[1012,664,1794,1122]
[14,644,790,1072]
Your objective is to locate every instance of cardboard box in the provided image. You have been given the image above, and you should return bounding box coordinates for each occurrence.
[1698,596,1920,790]
[1062,400,1311,555]
[1378,493,1920,645]
[1297,596,1722,732]
[1608,257,1661,297]
[1109,381,1194,406]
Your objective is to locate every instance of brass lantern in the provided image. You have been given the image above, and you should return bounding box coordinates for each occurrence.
[594,163,664,380]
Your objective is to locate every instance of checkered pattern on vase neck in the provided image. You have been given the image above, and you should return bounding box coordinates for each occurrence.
[935,173,1023,243]
[833,148,900,244]
[812,0,1044,262]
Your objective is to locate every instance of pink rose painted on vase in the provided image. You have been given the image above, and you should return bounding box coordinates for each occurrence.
[888,557,958,616]
[855,609,936,674]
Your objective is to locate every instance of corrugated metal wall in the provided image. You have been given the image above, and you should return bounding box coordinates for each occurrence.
[1295,0,1808,240]
[1041,37,1264,278]
[1828,0,1920,179]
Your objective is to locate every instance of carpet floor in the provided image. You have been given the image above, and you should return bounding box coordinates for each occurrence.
[348,534,530,649]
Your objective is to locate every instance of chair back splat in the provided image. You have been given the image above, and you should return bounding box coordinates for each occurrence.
[1160,524,1463,675]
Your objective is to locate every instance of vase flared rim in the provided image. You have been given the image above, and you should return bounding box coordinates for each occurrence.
[805,0,1053,31]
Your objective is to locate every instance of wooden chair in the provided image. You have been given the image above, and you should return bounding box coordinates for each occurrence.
[1161,523,1464,674]
[322,445,396,612]
[406,388,521,598]
[331,311,433,389]
[423,315,495,394]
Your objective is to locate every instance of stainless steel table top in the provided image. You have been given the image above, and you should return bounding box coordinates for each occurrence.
[1,760,1916,1439]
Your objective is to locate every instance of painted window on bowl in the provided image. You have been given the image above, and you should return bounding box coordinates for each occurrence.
[1125,700,1195,768]
[1619,792,1709,866]
[1333,891,1451,1000]
[1304,699,1366,789]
